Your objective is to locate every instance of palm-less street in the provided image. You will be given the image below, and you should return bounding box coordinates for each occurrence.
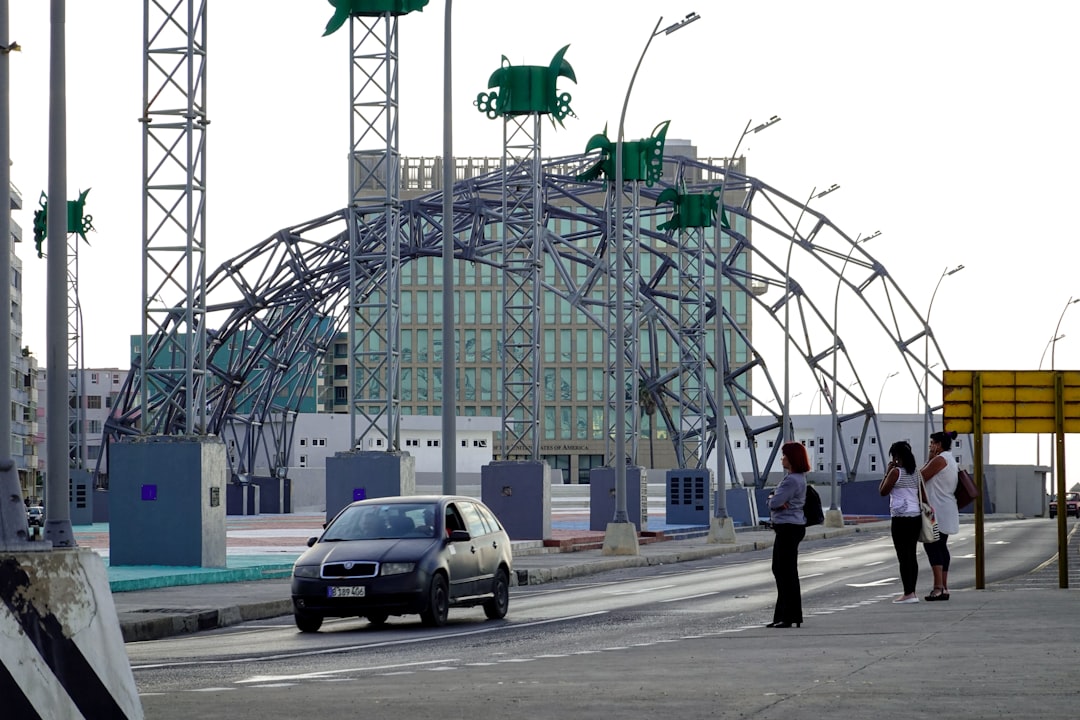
[128,519,1076,719]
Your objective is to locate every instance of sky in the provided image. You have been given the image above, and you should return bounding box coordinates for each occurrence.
[6,1,1080,467]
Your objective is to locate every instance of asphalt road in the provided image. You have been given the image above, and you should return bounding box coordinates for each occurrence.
[130,519,1079,719]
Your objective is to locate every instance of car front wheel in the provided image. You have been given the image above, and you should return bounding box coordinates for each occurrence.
[483,568,510,620]
[294,611,323,633]
[420,574,449,627]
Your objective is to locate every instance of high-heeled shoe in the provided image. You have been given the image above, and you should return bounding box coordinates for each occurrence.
[770,621,801,628]
[765,621,780,627]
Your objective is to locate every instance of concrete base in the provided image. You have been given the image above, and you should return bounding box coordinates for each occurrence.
[707,515,737,544]
[0,548,144,718]
[481,460,552,540]
[70,469,95,526]
[325,451,416,524]
[108,436,228,568]
[825,507,844,528]
[589,466,647,531]
[601,521,640,556]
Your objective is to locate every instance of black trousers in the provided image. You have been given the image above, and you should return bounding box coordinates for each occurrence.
[891,515,922,594]
[772,523,806,624]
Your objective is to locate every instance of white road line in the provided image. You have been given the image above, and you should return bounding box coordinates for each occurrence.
[602,584,677,596]
[659,591,720,603]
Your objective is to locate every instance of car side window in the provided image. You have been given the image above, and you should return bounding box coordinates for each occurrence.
[445,504,467,536]
[458,502,489,539]
[473,503,503,535]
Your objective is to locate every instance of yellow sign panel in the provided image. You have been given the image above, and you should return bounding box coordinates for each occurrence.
[943,370,1080,434]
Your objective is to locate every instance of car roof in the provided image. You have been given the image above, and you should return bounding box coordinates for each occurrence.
[347,495,481,507]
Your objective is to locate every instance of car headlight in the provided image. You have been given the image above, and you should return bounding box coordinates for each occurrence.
[380,562,416,576]
[293,565,321,578]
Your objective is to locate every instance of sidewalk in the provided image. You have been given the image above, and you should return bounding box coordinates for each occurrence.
[82,514,1075,643]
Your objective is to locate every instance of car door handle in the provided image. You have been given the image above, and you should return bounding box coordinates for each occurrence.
[470,545,477,554]
[491,541,499,550]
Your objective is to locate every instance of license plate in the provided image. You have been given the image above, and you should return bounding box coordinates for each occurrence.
[328,586,366,598]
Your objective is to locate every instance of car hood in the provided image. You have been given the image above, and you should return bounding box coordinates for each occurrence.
[296,538,438,566]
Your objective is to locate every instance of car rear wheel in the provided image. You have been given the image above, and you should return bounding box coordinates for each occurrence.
[294,611,323,633]
[420,574,449,627]
[365,612,389,627]
[483,568,510,620]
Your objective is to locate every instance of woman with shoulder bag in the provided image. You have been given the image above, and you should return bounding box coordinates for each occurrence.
[880,440,922,604]
[920,430,960,600]
[766,442,809,628]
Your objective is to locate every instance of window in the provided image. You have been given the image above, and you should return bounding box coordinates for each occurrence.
[87,395,102,409]
[91,373,99,384]
[427,439,440,447]
[299,455,308,468]
[300,438,307,446]
[851,437,859,445]
[406,438,419,447]
[473,439,487,448]
[315,438,327,447]
[870,437,877,445]
[817,463,824,471]
[767,440,774,448]
[461,439,468,447]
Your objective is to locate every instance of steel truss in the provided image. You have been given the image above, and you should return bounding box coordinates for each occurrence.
[102,154,946,489]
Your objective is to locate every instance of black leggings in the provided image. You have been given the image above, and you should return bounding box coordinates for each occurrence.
[890,516,922,595]
[923,533,951,570]
[771,523,806,624]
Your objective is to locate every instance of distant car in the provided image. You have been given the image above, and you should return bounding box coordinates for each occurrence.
[1049,492,1080,519]
[290,495,513,632]
[26,506,44,527]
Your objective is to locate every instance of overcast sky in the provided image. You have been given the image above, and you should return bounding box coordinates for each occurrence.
[6,1,1080,465]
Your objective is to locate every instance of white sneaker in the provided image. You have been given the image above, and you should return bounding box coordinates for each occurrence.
[892,595,919,604]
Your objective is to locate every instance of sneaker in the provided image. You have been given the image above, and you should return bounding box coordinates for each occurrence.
[892,595,919,604]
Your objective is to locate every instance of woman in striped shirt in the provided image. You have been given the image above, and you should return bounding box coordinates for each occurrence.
[879,440,922,604]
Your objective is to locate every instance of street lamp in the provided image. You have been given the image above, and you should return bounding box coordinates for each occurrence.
[922,264,965,448]
[783,183,839,444]
[713,114,779,534]
[829,230,879,515]
[877,371,899,411]
[1036,296,1079,472]
[610,11,699,548]
[441,0,456,494]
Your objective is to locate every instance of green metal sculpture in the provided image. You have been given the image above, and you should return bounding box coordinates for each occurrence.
[475,45,576,126]
[656,186,729,232]
[323,0,428,37]
[32,188,93,258]
[577,120,670,186]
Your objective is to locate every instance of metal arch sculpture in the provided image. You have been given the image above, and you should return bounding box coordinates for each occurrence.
[101,153,947,489]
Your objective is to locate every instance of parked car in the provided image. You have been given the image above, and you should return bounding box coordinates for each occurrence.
[1049,492,1080,519]
[291,495,513,632]
[26,506,44,527]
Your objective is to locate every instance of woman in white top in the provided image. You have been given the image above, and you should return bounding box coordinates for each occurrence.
[920,430,960,600]
[879,440,922,604]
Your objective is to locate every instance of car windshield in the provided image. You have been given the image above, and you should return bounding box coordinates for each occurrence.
[322,502,438,541]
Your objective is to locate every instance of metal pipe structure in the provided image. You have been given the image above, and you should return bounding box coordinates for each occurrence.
[613,12,699,525]
[0,0,13,467]
[922,264,964,448]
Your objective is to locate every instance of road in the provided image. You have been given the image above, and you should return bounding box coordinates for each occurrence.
[130,519,1069,719]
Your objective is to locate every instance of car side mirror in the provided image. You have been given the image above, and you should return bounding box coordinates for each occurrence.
[447,529,471,543]
[307,536,318,547]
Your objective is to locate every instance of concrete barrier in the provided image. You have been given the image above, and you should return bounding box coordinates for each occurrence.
[0,548,143,719]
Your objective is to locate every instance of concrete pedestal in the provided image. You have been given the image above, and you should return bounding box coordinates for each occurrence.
[325,451,415,524]
[589,466,646,531]
[707,515,737,543]
[481,460,552,540]
[108,436,228,568]
[666,468,711,525]
[69,469,94,526]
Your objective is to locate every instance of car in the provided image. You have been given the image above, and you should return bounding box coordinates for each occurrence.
[1049,492,1080,519]
[26,506,44,527]
[290,495,513,632]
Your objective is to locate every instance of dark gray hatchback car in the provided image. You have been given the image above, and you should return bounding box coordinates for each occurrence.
[291,495,513,632]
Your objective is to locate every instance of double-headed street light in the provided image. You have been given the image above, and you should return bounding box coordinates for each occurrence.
[783,184,839,443]
[609,11,699,550]
[713,114,779,534]
[828,230,879,518]
[922,264,965,448]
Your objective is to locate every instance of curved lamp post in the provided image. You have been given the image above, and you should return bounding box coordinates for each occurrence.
[608,12,699,553]
[710,114,779,538]
[827,230,878,521]
[922,264,964,449]
[783,183,839,444]
[877,371,898,411]
[1039,297,1079,491]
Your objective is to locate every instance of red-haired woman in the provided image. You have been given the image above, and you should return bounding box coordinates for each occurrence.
[767,441,809,628]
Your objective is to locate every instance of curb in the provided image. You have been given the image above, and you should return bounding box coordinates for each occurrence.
[119,599,295,643]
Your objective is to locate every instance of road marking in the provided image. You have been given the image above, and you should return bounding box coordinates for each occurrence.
[846,578,897,587]
[602,584,677,596]
[237,658,454,684]
[864,561,885,567]
[659,591,720,603]
[799,573,824,579]
[803,556,842,563]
